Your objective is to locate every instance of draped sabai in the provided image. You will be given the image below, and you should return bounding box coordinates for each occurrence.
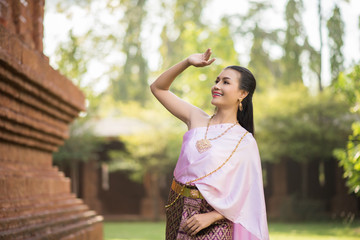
[173,124,269,240]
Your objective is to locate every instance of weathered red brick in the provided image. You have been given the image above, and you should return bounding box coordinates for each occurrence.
[0,0,9,27]
[32,0,44,52]
[0,1,103,238]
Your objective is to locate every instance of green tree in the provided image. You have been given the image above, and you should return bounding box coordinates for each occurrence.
[248,24,281,91]
[47,0,360,206]
[317,0,324,91]
[110,0,149,105]
[55,30,87,86]
[168,20,239,111]
[52,26,103,196]
[53,120,101,195]
[159,0,208,69]
[255,84,352,198]
[48,0,150,104]
[327,5,345,83]
[54,28,102,115]
[334,64,360,196]
[158,0,239,111]
[230,1,281,91]
[282,0,304,85]
[104,101,184,220]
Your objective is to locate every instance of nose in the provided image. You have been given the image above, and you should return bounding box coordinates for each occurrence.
[213,82,221,90]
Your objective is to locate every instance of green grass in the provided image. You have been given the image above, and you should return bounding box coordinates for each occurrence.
[269,221,360,240]
[104,222,165,240]
[104,221,360,240]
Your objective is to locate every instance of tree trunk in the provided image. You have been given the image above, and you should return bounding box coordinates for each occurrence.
[301,162,309,199]
[142,171,162,221]
[151,172,160,221]
[318,0,323,91]
[70,160,79,196]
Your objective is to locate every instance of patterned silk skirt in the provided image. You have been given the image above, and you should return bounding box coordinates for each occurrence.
[165,181,233,240]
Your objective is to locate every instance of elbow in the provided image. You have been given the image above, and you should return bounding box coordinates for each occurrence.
[150,81,167,95]
[150,83,156,95]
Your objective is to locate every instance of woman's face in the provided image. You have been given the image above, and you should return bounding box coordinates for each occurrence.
[211,68,247,108]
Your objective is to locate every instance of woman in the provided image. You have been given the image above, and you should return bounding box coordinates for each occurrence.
[150,48,269,240]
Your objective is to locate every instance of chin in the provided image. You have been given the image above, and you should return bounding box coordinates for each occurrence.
[211,99,221,107]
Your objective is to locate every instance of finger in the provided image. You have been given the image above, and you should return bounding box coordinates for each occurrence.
[202,53,209,62]
[183,222,188,232]
[204,48,211,56]
[186,220,195,230]
[191,229,199,236]
[186,215,195,224]
[191,226,201,236]
[186,219,197,231]
[205,58,216,65]
[204,48,211,60]
[184,219,194,232]
[189,224,199,235]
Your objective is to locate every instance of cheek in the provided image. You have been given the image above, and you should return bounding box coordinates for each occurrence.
[226,87,240,98]
[229,91,242,103]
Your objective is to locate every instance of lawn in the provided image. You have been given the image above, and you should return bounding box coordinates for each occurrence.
[269,221,360,240]
[104,220,360,240]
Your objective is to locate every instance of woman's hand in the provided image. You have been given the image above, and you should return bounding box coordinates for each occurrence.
[184,211,225,236]
[187,48,216,67]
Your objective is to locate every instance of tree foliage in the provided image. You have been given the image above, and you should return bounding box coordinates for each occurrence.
[46,0,360,200]
[55,30,88,86]
[334,65,360,196]
[51,17,103,186]
[97,99,185,181]
[230,1,281,92]
[159,0,208,69]
[255,84,352,164]
[282,0,304,85]
[327,5,345,83]
[157,0,239,111]
[110,0,149,105]
[53,119,101,165]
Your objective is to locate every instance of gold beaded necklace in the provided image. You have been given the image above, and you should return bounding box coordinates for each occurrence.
[165,130,248,209]
[195,115,238,153]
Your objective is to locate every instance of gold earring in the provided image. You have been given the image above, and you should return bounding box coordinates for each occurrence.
[239,99,243,111]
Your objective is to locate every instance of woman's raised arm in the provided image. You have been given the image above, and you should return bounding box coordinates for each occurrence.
[150,49,215,127]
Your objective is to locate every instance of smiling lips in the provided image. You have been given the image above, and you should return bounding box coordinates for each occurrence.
[212,91,223,97]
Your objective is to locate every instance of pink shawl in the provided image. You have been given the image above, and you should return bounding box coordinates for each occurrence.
[173,123,269,240]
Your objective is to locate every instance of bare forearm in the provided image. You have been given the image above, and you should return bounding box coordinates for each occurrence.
[207,211,225,223]
[148,49,215,125]
[185,210,226,236]
[150,59,191,91]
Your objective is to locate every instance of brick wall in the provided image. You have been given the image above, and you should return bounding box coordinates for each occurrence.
[0,0,103,239]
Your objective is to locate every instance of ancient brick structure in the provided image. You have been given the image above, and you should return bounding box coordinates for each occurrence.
[0,0,103,239]
[266,159,359,220]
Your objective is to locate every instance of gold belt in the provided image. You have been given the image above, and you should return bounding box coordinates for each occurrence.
[171,179,204,199]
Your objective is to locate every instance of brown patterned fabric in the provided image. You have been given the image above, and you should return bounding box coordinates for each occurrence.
[165,184,233,240]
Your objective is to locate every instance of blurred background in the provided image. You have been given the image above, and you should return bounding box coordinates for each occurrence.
[44,0,360,239]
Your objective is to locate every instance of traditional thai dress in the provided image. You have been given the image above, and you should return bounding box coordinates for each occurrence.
[165,123,269,240]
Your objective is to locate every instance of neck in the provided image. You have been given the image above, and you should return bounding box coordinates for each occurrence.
[212,106,238,124]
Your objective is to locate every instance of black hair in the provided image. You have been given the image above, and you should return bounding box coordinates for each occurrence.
[225,66,256,136]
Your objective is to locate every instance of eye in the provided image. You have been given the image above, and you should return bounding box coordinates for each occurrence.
[215,79,219,84]
[224,81,229,84]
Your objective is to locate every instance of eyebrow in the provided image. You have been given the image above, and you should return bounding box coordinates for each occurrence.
[216,76,232,80]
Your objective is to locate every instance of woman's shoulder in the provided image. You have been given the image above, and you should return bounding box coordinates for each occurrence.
[233,124,251,136]
[233,125,257,147]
